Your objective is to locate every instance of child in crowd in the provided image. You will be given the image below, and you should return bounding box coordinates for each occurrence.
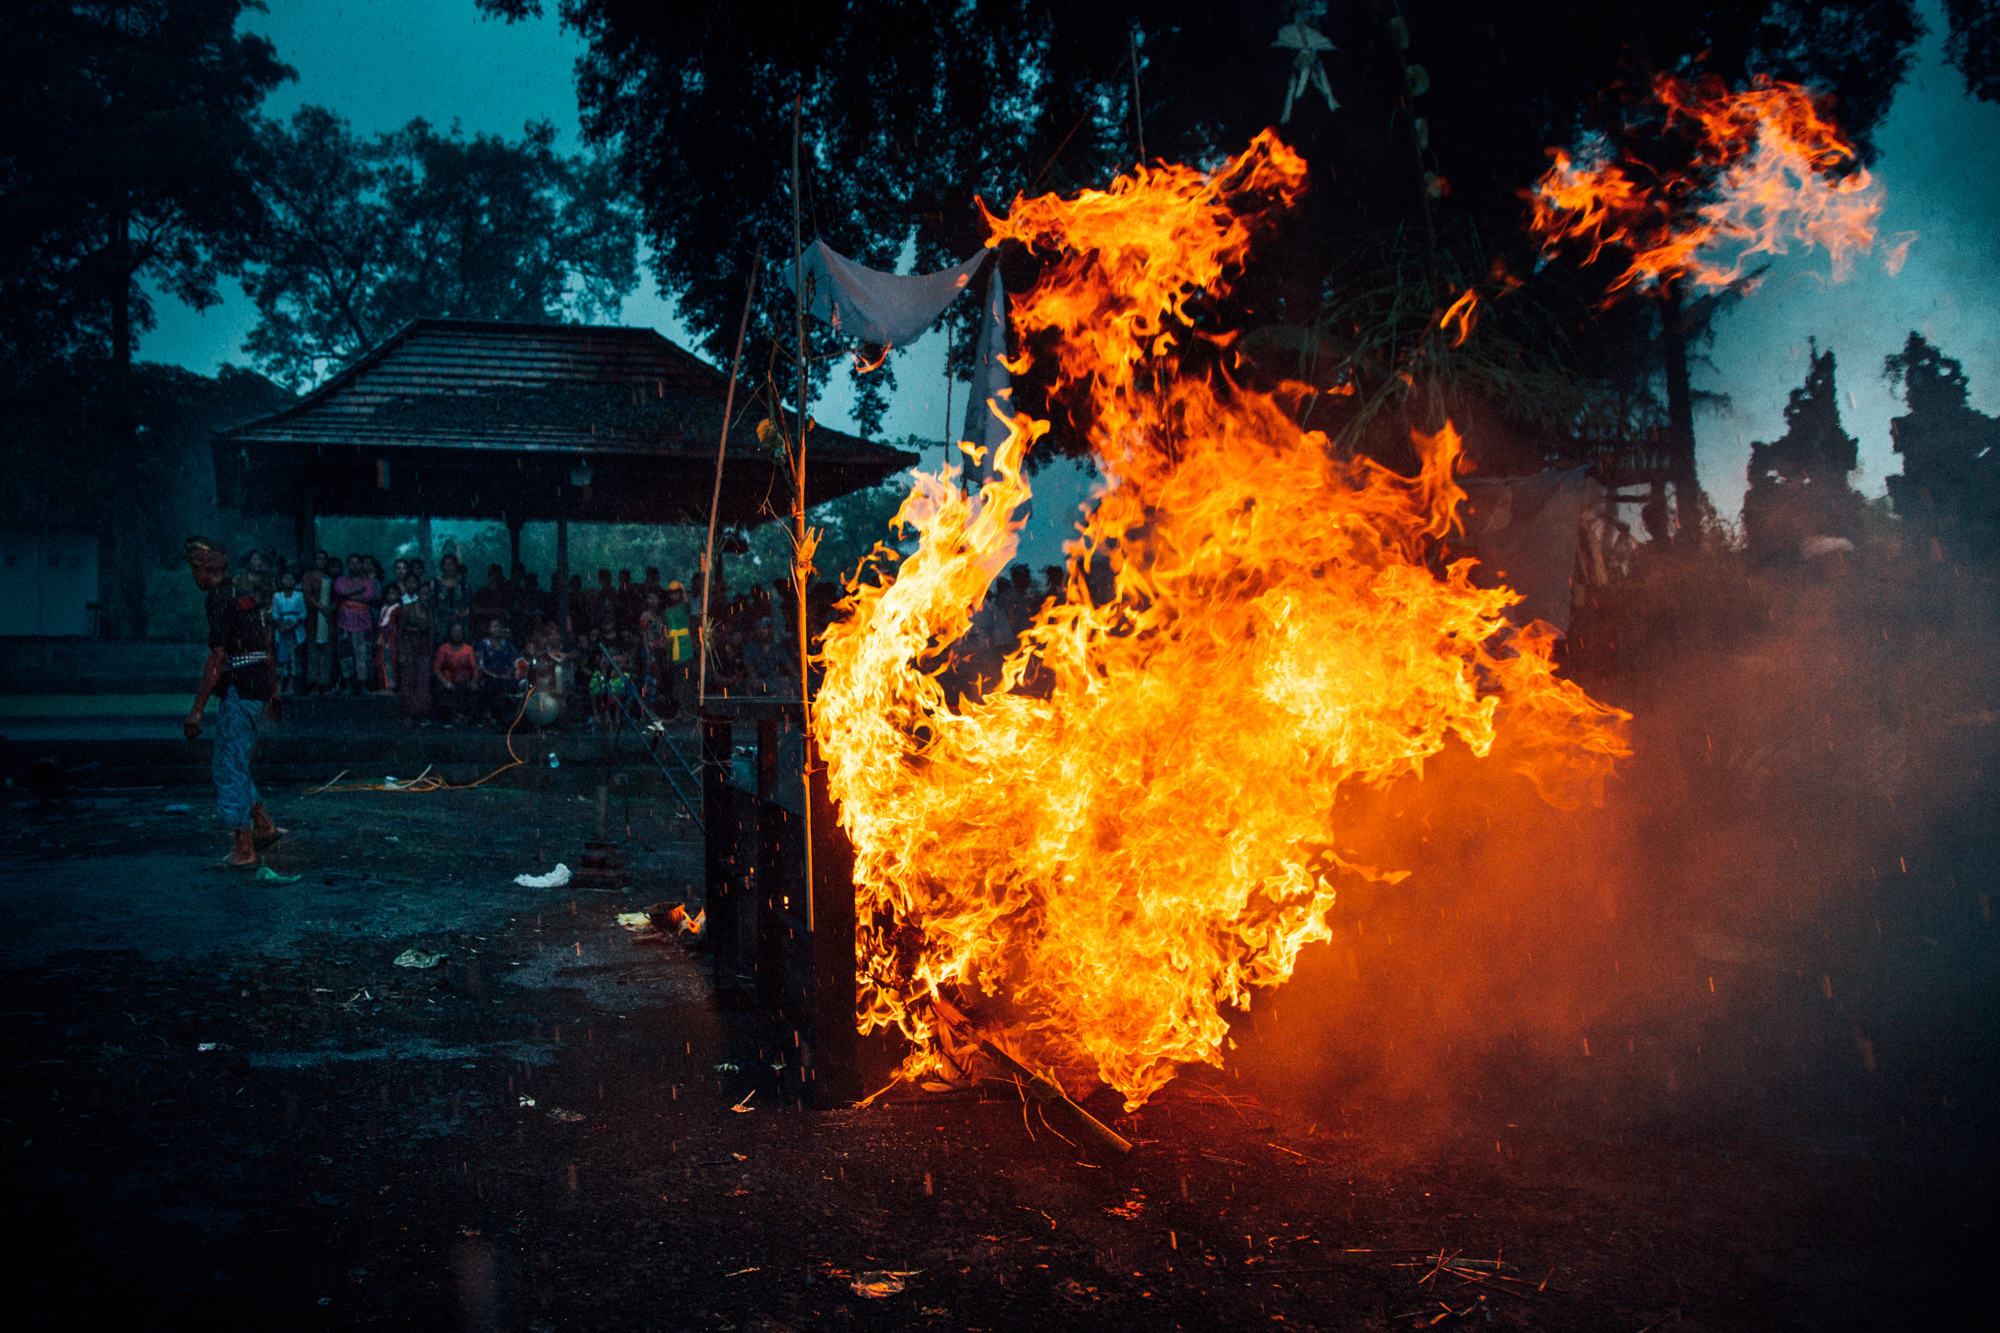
[271,569,306,694]
[473,616,520,727]
[588,647,638,743]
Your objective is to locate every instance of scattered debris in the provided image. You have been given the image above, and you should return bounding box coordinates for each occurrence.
[514,864,572,888]
[392,948,446,969]
[1104,1190,1146,1219]
[614,912,652,930]
[255,867,303,885]
[851,1270,918,1298]
[731,1090,756,1113]
[649,902,705,937]
[163,803,192,812]
[518,1096,537,1108]
[547,1108,585,1123]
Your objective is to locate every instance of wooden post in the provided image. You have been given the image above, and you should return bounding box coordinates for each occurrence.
[506,512,523,574]
[554,484,570,643]
[808,756,860,1106]
[702,714,738,987]
[296,485,315,566]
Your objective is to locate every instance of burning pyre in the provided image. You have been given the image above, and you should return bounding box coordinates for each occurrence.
[815,131,1631,1111]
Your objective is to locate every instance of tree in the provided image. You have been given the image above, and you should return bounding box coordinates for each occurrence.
[1883,331,2000,541]
[1946,0,2000,101]
[245,108,641,388]
[479,1,1918,491]
[1743,340,1866,562]
[0,359,295,635]
[0,1,292,379]
[0,1,291,633]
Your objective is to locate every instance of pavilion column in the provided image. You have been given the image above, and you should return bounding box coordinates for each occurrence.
[506,512,523,574]
[416,514,432,573]
[555,483,570,644]
[296,485,315,565]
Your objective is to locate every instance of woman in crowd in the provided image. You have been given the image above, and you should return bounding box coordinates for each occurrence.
[433,553,472,642]
[332,554,379,696]
[431,618,477,728]
[393,570,433,726]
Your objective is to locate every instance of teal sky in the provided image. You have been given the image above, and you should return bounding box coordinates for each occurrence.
[144,0,2000,544]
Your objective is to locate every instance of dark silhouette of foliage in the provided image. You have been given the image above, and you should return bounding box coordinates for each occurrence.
[1884,331,2000,543]
[0,0,293,380]
[0,359,295,634]
[245,108,641,388]
[0,1,294,633]
[1945,0,2000,101]
[476,0,1919,492]
[1743,341,1866,562]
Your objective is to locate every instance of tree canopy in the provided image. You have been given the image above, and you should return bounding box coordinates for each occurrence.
[1884,332,2000,541]
[479,0,1921,480]
[245,108,642,389]
[0,0,293,378]
[1743,341,1865,561]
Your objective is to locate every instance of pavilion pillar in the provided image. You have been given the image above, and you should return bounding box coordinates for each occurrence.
[296,485,315,565]
[506,512,523,574]
[416,514,432,573]
[555,484,570,644]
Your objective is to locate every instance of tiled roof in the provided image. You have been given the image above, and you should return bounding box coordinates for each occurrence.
[214,319,918,525]
[218,318,893,463]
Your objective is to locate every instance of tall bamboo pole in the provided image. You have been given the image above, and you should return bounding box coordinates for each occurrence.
[698,242,763,707]
[791,93,817,931]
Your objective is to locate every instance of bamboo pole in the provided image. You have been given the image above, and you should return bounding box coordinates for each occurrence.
[979,1040,1133,1157]
[791,92,817,932]
[697,242,763,708]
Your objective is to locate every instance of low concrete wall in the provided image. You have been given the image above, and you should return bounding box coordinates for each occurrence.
[0,639,207,695]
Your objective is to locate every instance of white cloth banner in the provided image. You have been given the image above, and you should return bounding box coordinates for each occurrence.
[959,271,1013,483]
[795,240,985,348]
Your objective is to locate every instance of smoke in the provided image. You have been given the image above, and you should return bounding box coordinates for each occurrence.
[1232,538,2000,1156]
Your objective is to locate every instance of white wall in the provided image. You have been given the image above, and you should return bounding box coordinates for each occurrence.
[0,533,100,636]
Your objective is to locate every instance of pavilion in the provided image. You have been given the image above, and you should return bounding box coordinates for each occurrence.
[211,318,918,618]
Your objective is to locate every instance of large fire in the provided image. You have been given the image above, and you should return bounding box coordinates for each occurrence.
[1528,74,1884,297]
[814,131,1631,1110]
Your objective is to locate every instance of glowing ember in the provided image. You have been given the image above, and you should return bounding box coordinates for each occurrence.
[815,131,1631,1110]
[1529,74,1885,298]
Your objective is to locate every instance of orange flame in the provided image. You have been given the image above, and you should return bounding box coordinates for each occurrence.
[816,131,1631,1109]
[1529,75,1884,298]
[1438,289,1479,346]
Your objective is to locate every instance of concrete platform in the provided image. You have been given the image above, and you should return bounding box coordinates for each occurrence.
[0,692,704,795]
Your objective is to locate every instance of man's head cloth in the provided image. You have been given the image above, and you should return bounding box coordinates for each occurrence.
[185,536,229,568]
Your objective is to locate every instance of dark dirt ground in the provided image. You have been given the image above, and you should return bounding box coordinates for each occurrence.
[0,782,1989,1332]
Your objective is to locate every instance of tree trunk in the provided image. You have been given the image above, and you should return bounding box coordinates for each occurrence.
[1659,285,1707,542]
[110,204,149,637]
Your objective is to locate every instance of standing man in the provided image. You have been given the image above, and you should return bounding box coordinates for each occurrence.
[183,536,285,868]
[658,580,695,717]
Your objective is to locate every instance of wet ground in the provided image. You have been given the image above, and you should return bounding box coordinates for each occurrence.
[1,785,1986,1331]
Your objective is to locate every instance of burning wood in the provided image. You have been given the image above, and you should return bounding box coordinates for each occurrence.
[974,1038,1132,1158]
[817,131,1631,1112]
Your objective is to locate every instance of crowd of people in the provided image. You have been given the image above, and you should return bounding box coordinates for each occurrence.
[228,546,811,731]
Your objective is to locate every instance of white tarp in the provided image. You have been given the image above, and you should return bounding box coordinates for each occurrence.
[795,240,985,349]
